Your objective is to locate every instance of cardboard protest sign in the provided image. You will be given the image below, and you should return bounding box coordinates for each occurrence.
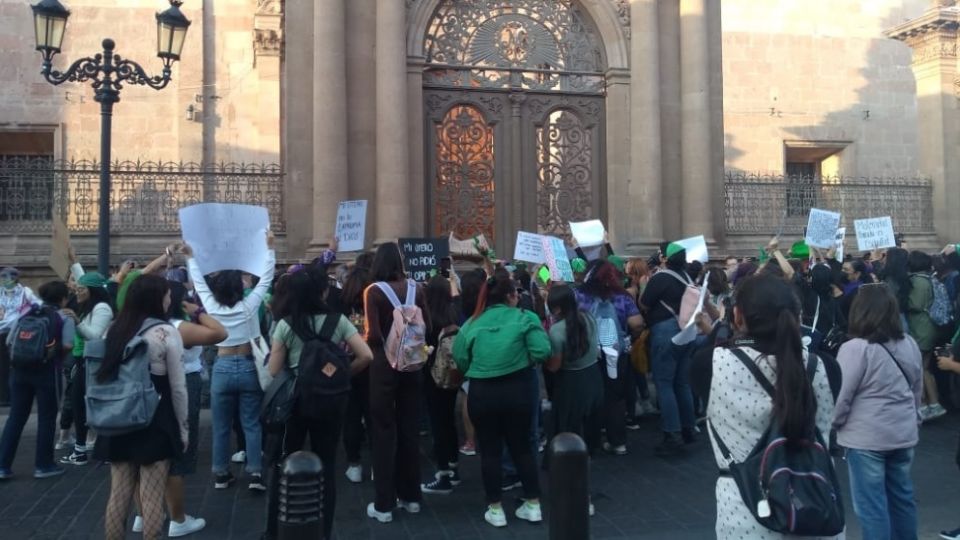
[49,216,71,278]
[179,203,271,276]
[449,233,490,258]
[400,237,450,282]
[834,228,846,262]
[674,235,709,263]
[569,220,605,248]
[335,200,367,252]
[854,217,896,251]
[805,208,842,249]
[513,231,546,264]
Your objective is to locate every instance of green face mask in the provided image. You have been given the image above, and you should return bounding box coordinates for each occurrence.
[0,279,16,290]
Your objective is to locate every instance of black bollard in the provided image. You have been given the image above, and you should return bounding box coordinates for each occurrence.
[277,451,324,540]
[548,433,590,540]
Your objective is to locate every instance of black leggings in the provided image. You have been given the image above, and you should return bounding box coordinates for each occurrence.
[343,367,371,464]
[71,359,88,449]
[468,368,540,504]
[424,373,459,471]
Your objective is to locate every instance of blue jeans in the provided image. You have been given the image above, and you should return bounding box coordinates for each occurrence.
[649,318,695,434]
[0,366,59,471]
[211,355,263,475]
[847,448,918,540]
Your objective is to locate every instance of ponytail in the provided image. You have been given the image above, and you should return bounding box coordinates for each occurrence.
[771,309,816,443]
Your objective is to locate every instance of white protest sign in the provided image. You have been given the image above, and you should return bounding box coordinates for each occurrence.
[179,203,271,276]
[335,200,367,252]
[514,231,546,264]
[541,236,574,282]
[834,228,846,262]
[49,216,71,278]
[675,235,709,263]
[569,219,605,248]
[672,271,711,346]
[854,216,896,251]
[805,208,842,249]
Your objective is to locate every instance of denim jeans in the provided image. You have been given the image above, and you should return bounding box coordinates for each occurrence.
[0,365,59,471]
[211,355,263,475]
[847,447,918,540]
[649,318,695,434]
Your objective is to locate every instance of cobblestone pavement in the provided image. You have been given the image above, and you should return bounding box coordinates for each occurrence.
[0,409,957,539]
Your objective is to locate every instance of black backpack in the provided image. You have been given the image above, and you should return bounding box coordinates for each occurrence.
[292,314,352,418]
[7,305,62,369]
[709,349,845,537]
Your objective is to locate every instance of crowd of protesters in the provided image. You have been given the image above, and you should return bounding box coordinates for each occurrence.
[0,231,959,540]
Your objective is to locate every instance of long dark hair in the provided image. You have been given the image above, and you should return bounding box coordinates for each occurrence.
[547,285,589,361]
[341,265,372,314]
[165,280,188,320]
[285,267,330,338]
[78,285,115,319]
[206,270,245,307]
[370,243,406,282]
[735,274,816,443]
[880,248,911,314]
[474,268,515,317]
[99,275,169,383]
[459,268,487,320]
[269,273,293,321]
[425,275,458,336]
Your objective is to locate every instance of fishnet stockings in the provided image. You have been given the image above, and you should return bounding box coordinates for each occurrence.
[104,460,170,540]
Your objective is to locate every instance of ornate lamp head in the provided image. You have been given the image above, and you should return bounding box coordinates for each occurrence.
[156,0,191,65]
[31,0,70,61]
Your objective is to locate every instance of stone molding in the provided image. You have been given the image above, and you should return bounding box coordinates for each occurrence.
[254,0,283,59]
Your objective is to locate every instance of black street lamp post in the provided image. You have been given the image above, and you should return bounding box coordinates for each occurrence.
[30,0,191,275]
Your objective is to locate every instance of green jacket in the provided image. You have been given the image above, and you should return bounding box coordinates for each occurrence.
[907,274,936,352]
[453,304,551,379]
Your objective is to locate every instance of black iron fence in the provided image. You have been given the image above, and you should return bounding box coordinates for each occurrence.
[0,157,285,233]
[724,172,935,236]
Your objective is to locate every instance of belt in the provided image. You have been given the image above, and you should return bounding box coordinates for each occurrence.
[218,344,252,357]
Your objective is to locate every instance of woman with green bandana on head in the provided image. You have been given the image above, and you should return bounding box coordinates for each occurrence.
[60,263,115,466]
[0,267,41,407]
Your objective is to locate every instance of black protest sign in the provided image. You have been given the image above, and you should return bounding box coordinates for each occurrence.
[400,237,450,282]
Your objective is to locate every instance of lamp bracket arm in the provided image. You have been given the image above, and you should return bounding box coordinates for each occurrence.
[42,54,102,86]
[114,55,171,91]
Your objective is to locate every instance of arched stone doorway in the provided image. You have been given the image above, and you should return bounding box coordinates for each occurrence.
[409,0,626,254]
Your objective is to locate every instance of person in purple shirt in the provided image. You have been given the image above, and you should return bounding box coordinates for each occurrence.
[833,283,922,540]
[575,260,643,455]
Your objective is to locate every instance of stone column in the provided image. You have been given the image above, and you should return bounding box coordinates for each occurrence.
[407,57,426,236]
[309,0,349,255]
[375,0,411,242]
[679,0,714,240]
[658,0,683,241]
[888,7,960,245]
[281,0,314,257]
[628,0,663,249]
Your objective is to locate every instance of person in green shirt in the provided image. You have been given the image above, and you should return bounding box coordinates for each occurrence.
[545,284,603,455]
[906,250,947,421]
[452,268,551,528]
[266,266,373,540]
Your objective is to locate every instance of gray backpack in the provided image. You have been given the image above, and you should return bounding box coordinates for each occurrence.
[84,318,167,436]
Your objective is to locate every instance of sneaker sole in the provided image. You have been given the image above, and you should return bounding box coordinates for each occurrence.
[168,524,206,538]
[485,517,507,528]
[248,485,266,492]
[34,471,66,479]
[366,509,393,523]
[214,481,233,489]
[421,487,453,495]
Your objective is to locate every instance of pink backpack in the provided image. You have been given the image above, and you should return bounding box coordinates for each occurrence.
[375,280,429,372]
[658,270,706,328]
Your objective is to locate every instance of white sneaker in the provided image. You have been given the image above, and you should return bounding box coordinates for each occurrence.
[168,515,206,538]
[132,515,143,533]
[345,464,362,483]
[589,502,595,517]
[366,502,393,523]
[927,403,948,421]
[484,505,507,527]
[55,437,75,451]
[231,450,246,464]
[515,501,543,523]
[397,499,421,513]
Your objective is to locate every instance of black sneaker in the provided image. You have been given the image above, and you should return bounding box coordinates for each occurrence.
[421,472,454,495]
[625,417,641,431]
[941,526,960,540]
[214,472,235,489]
[654,433,685,457]
[59,451,88,466]
[681,427,698,445]
[501,475,522,492]
[449,467,461,486]
[248,474,267,492]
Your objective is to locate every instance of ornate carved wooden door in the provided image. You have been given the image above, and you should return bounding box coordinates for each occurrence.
[421,0,607,255]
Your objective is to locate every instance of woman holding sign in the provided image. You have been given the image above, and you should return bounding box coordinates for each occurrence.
[183,232,275,493]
